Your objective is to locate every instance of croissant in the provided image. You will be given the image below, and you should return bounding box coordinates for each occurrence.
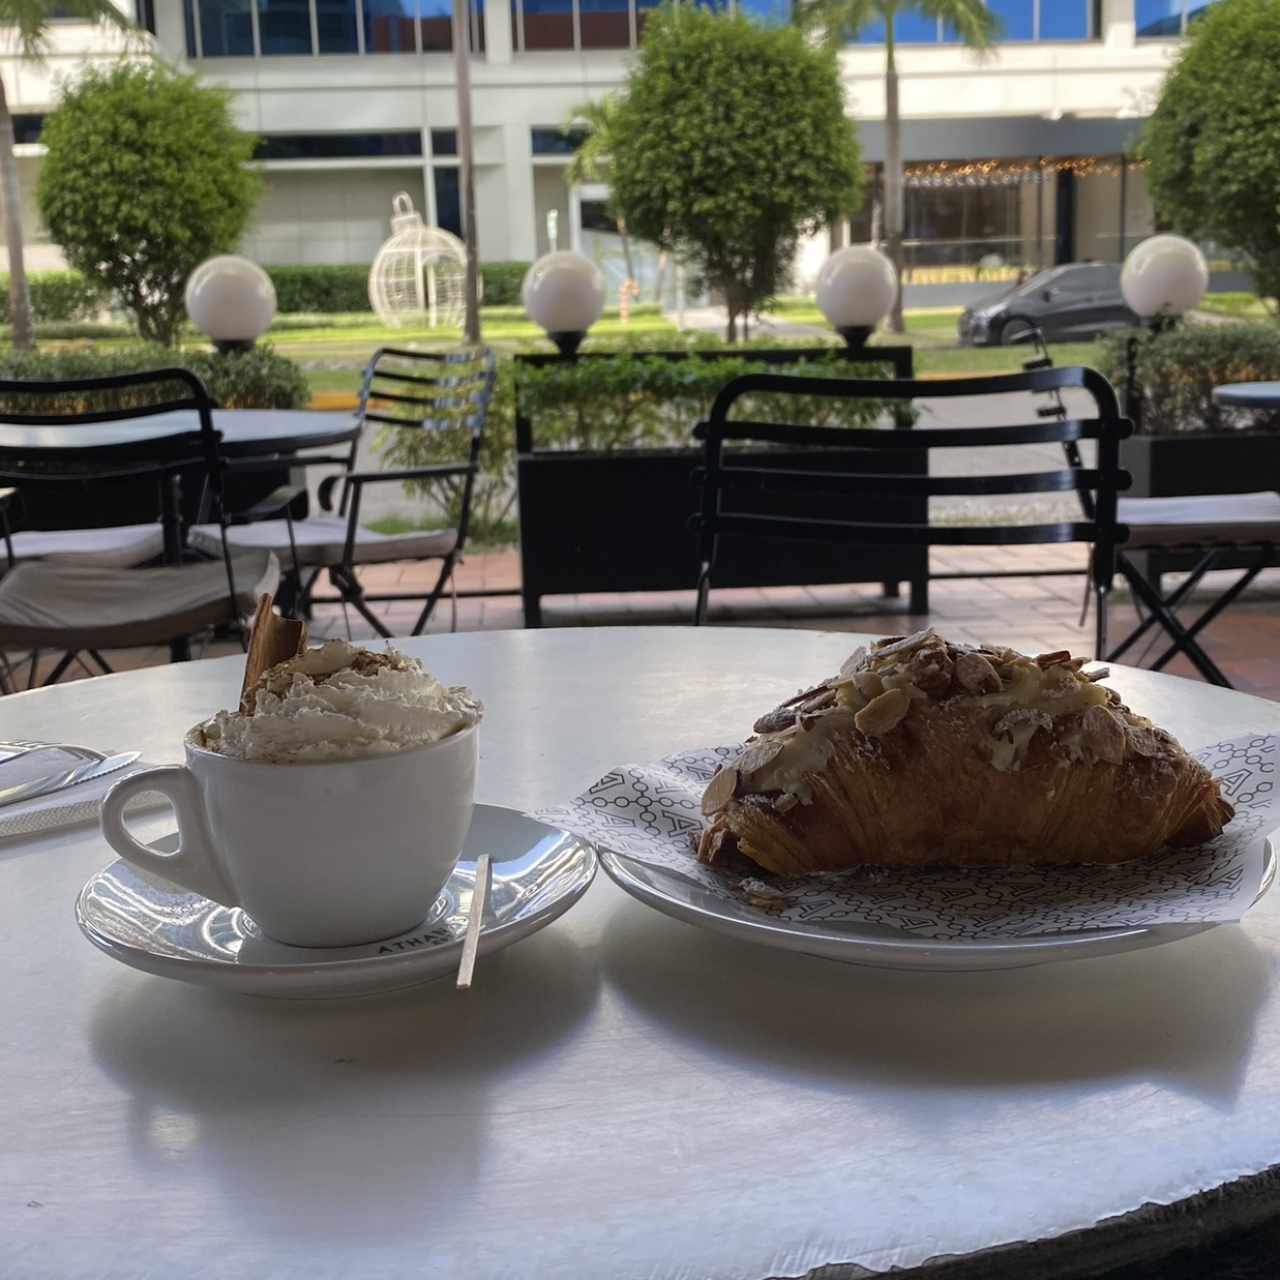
[698,630,1233,872]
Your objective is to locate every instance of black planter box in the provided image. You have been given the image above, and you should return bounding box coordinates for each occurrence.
[1119,431,1280,585]
[517,443,928,625]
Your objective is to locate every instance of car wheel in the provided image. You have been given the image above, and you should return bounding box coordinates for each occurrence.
[999,318,1036,346]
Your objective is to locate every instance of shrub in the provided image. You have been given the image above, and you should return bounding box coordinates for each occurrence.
[265,261,533,314]
[378,346,911,541]
[0,344,309,413]
[479,262,531,306]
[268,265,370,314]
[1140,0,1280,308]
[0,271,106,325]
[1097,322,1280,434]
[37,64,260,346]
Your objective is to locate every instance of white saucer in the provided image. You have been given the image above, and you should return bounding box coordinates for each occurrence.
[76,805,597,998]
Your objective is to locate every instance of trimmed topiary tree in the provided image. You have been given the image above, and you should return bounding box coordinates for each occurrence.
[37,63,260,346]
[1140,0,1280,311]
[608,4,864,342]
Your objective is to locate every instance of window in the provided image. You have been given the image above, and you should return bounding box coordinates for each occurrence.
[532,127,587,155]
[254,131,424,159]
[12,115,43,145]
[850,0,1093,43]
[580,0,629,48]
[432,129,458,156]
[433,166,462,239]
[988,0,1033,40]
[315,0,359,50]
[1136,0,1218,37]
[519,0,573,48]
[365,0,416,50]
[258,0,312,53]
[198,0,254,54]
[415,0,452,50]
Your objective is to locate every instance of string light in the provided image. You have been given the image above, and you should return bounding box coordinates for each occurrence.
[902,155,1148,188]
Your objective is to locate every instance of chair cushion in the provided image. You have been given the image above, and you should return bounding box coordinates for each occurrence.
[1118,492,1280,549]
[0,552,278,649]
[189,516,457,567]
[7,523,165,569]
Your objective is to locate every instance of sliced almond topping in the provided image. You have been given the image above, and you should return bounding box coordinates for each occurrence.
[955,651,1001,694]
[798,688,837,714]
[1128,726,1162,758]
[853,670,885,700]
[870,629,935,661]
[854,687,911,737]
[775,792,799,813]
[752,706,798,735]
[908,645,953,697]
[736,739,784,777]
[701,766,739,816]
[1082,704,1126,764]
[1035,650,1074,668]
[837,647,868,681]
[1084,667,1111,682]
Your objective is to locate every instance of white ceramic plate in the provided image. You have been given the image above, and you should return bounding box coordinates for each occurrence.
[77,805,597,998]
[598,841,1277,973]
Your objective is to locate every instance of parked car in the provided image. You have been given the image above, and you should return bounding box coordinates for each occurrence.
[958,263,1141,346]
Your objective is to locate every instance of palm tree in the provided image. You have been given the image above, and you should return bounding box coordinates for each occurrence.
[452,0,480,343]
[794,0,998,332]
[0,0,132,350]
[563,97,636,288]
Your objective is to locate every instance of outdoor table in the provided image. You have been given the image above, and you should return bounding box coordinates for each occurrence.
[0,407,360,457]
[0,407,361,539]
[3,626,1280,1279]
[1212,383,1280,412]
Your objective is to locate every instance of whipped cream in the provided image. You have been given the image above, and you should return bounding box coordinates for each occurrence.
[194,640,482,762]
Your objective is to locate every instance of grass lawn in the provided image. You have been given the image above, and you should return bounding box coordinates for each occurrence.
[1197,292,1272,320]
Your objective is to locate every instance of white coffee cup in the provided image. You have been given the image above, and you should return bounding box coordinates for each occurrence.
[100,722,479,948]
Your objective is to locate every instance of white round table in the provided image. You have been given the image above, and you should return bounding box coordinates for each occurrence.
[3,627,1280,1279]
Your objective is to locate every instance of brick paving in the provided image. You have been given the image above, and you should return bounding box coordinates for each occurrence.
[13,543,1280,700]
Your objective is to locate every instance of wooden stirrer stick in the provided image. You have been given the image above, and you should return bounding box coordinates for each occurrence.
[240,594,308,712]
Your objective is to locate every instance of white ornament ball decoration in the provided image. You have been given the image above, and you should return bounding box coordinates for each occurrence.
[185,255,276,343]
[369,191,469,330]
[522,251,606,335]
[1121,234,1209,319]
[815,245,898,331]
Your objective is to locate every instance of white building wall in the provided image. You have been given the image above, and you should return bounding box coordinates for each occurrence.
[0,1,1189,273]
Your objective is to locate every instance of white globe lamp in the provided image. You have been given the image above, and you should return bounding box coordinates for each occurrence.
[1120,234,1209,323]
[522,251,606,356]
[185,255,277,353]
[815,245,898,348]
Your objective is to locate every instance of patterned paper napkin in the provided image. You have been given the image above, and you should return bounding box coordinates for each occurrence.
[535,734,1279,940]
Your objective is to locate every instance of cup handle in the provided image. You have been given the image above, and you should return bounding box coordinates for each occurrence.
[100,767,240,907]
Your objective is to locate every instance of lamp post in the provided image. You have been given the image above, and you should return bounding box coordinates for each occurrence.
[1119,234,1209,430]
[522,251,606,357]
[815,245,898,350]
[185,256,277,354]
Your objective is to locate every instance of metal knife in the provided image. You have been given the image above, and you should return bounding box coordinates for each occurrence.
[0,752,141,809]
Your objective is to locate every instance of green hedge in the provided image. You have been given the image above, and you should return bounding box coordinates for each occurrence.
[0,344,309,412]
[1097,321,1280,433]
[265,261,533,313]
[478,261,531,306]
[378,345,912,541]
[0,271,106,325]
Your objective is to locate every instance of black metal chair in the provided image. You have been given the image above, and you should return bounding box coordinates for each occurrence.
[1026,331,1279,688]
[192,346,496,637]
[0,368,277,689]
[691,367,1132,660]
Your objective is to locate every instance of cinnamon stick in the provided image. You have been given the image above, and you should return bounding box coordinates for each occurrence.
[240,594,308,712]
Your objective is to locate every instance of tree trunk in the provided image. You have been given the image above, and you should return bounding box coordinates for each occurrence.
[0,77,34,351]
[617,214,636,285]
[884,31,905,335]
[652,249,668,304]
[453,0,481,345]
